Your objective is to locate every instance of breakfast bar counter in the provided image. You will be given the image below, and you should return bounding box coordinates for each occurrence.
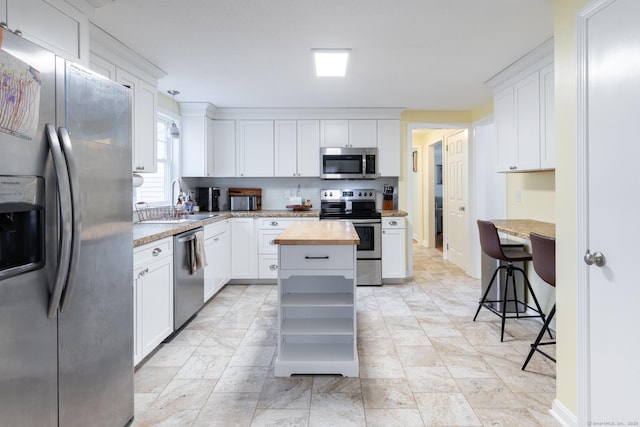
[490,219,556,239]
[273,221,360,377]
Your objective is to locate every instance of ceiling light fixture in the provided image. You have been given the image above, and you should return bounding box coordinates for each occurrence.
[167,90,181,139]
[313,49,350,77]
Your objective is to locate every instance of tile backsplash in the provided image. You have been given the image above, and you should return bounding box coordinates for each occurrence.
[182,177,399,211]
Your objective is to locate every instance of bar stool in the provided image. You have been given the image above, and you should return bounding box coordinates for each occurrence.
[522,232,556,370]
[473,220,547,342]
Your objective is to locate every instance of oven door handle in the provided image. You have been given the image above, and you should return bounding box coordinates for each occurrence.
[335,219,381,225]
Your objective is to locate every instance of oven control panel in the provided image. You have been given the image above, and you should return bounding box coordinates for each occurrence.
[321,189,376,201]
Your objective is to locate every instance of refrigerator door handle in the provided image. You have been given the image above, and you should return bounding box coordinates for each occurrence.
[45,124,73,318]
[58,127,82,313]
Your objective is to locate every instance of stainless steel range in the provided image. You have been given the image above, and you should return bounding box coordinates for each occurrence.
[320,189,382,286]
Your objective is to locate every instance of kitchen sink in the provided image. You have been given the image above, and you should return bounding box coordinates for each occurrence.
[138,213,219,224]
[186,213,220,220]
[139,218,194,224]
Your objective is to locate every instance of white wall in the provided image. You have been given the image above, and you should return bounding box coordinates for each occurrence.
[472,119,506,277]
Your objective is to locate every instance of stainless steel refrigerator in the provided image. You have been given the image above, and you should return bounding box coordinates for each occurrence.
[0,29,134,426]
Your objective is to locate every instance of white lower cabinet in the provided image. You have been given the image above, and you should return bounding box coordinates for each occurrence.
[204,219,231,302]
[231,218,257,279]
[275,244,358,377]
[133,238,174,366]
[382,217,406,279]
[257,217,317,279]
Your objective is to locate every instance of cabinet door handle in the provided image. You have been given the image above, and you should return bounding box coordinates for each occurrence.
[509,165,517,171]
[269,264,278,270]
[389,220,397,226]
[305,256,329,260]
[270,221,279,226]
[152,248,162,256]
[269,239,275,245]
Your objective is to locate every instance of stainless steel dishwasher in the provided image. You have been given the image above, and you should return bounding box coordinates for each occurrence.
[173,227,205,330]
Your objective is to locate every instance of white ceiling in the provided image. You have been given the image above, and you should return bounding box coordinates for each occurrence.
[91,0,553,110]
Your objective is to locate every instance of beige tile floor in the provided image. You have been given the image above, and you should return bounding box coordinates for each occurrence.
[133,244,559,426]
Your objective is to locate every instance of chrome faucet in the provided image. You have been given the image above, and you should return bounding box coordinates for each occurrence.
[171,178,183,216]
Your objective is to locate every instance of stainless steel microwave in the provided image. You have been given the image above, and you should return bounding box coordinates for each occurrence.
[320,147,378,179]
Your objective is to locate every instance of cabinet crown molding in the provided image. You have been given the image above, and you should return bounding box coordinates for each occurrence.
[89,23,167,82]
[485,37,554,91]
[208,107,404,120]
[178,102,217,117]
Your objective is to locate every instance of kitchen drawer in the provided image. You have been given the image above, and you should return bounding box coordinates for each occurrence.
[382,217,405,229]
[258,254,279,279]
[257,217,314,230]
[204,219,229,239]
[279,245,355,271]
[134,238,173,267]
[258,230,281,253]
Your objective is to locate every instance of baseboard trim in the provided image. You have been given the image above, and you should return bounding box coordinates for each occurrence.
[550,398,577,427]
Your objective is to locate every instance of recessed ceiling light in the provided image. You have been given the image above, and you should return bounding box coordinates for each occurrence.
[313,49,350,77]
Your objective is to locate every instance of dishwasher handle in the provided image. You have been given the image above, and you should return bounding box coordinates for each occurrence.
[177,235,196,244]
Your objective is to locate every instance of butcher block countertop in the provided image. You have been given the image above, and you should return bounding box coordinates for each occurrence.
[490,219,556,239]
[274,221,360,245]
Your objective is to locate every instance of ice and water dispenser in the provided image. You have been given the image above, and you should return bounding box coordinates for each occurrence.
[0,176,45,280]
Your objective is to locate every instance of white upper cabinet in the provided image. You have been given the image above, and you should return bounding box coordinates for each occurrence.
[236,120,274,177]
[90,24,166,174]
[377,120,401,176]
[0,1,6,22]
[192,109,402,178]
[5,0,89,65]
[274,120,320,177]
[181,103,216,177]
[320,120,349,147]
[212,120,236,177]
[297,120,320,177]
[488,39,554,172]
[181,106,214,177]
[181,104,236,177]
[513,71,541,171]
[348,120,377,147]
[539,63,555,169]
[274,120,298,177]
[494,86,517,172]
[116,67,157,173]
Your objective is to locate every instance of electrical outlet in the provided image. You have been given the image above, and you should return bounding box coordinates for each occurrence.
[515,190,521,203]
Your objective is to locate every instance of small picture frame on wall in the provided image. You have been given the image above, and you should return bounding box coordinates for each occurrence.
[412,151,418,172]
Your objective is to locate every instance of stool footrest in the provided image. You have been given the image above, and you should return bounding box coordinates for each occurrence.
[478,302,545,319]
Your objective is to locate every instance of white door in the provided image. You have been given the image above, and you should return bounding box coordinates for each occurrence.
[445,129,468,271]
[579,0,640,422]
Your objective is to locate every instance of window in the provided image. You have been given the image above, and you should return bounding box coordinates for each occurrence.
[134,114,178,205]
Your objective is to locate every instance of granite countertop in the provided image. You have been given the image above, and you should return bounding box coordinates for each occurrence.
[274,221,360,245]
[133,209,409,247]
[381,210,408,217]
[490,219,556,239]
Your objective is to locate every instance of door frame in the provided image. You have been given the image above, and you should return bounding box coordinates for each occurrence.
[576,0,615,423]
[406,122,472,275]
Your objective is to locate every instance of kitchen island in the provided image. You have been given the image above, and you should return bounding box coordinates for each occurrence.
[273,221,360,377]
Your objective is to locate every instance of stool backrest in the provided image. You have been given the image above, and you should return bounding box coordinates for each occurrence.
[530,232,556,287]
[477,220,506,260]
